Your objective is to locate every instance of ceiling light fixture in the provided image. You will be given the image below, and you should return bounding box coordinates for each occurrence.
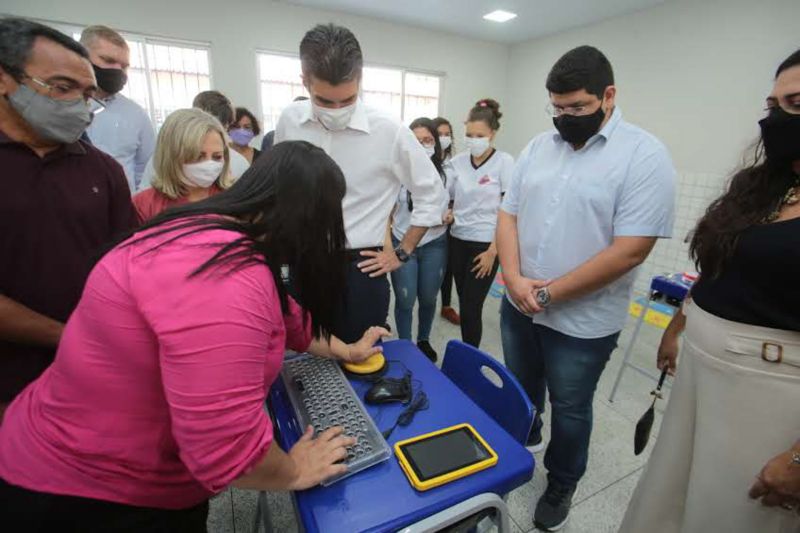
[483,9,517,23]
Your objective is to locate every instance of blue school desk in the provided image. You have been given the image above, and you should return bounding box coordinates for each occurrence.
[267,340,535,533]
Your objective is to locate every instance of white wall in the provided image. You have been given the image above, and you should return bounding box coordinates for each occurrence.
[504,0,800,292]
[2,0,510,146]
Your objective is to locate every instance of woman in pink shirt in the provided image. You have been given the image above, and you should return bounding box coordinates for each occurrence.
[0,141,386,531]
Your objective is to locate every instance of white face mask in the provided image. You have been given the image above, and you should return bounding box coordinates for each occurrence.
[313,101,357,131]
[438,135,452,151]
[422,144,436,158]
[465,137,491,158]
[181,159,224,188]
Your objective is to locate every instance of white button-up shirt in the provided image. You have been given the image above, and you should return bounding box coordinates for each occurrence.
[501,108,676,338]
[87,93,155,192]
[275,100,446,249]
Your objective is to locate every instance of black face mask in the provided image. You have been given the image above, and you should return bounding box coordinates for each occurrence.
[93,64,128,95]
[759,107,800,165]
[553,104,605,146]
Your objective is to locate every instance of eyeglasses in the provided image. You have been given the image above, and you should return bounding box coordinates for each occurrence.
[544,102,595,118]
[22,74,105,114]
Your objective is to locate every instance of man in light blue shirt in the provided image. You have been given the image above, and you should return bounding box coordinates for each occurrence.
[81,26,155,192]
[496,46,675,531]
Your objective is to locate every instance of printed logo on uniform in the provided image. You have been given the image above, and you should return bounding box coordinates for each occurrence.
[478,175,492,185]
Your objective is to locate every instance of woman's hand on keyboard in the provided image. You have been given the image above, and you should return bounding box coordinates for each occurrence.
[288,426,356,490]
[344,326,391,363]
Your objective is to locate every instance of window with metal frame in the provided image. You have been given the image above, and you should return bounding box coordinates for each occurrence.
[49,21,212,130]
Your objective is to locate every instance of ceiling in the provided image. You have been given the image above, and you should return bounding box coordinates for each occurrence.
[278,0,668,44]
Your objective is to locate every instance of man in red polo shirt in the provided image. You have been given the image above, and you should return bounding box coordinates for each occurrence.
[0,19,135,415]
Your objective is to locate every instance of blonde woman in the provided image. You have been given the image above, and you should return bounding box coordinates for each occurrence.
[133,109,231,223]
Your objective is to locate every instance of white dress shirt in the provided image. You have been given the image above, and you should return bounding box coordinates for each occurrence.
[449,149,514,243]
[87,93,155,192]
[275,100,445,249]
[501,108,676,338]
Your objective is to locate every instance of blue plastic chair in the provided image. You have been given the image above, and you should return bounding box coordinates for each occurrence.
[441,340,535,445]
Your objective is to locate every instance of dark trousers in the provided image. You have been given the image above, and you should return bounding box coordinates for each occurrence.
[0,478,209,532]
[449,237,499,348]
[332,251,391,343]
[440,231,455,307]
[500,299,619,488]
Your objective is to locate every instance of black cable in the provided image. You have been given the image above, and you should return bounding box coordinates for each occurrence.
[356,359,429,438]
[382,390,429,439]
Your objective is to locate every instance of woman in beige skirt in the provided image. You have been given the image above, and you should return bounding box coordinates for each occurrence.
[620,49,800,533]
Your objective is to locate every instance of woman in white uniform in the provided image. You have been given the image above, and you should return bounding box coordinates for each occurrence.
[620,49,800,533]
[390,118,450,362]
[449,99,514,348]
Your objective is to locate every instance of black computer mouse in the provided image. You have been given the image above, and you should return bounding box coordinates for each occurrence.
[365,376,411,405]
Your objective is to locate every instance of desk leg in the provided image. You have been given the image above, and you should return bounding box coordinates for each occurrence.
[609,293,652,403]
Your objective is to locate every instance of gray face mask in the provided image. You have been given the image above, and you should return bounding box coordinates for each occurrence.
[7,84,93,144]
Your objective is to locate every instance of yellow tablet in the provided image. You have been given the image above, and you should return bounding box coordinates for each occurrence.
[394,423,498,491]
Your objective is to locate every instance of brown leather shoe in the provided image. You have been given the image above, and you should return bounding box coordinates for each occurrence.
[440,306,461,325]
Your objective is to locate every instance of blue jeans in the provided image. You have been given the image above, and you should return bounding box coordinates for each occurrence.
[390,233,448,341]
[500,298,619,488]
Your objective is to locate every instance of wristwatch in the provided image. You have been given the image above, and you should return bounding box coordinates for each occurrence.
[394,245,411,263]
[535,287,552,308]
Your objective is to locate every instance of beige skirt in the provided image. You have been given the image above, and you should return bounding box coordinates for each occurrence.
[619,301,800,533]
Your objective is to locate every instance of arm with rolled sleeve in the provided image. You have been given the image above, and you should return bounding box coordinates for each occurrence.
[547,139,677,305]
[139,262,293,493]
[391,126,446,252]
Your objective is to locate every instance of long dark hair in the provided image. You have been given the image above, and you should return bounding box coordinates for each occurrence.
[407,117,445,211]
[125,141,347,340]
[432,116,454,160]
[690,50,800,279]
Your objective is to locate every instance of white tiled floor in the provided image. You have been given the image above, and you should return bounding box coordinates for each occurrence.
[207,290,672,533]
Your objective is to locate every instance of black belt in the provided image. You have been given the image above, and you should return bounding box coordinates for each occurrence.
[346,247,382,261]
